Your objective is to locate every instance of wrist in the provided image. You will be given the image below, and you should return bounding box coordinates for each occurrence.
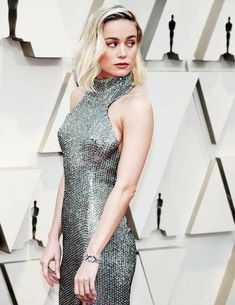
[83,251,101,264]
[48,230,61,242]
[86,245,101,257]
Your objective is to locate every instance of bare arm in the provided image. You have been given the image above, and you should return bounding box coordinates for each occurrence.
[48,86,86,241]
[41,168,65,285]
[48,173,64,240]
[86,96,154,255]
[41,86,87,287]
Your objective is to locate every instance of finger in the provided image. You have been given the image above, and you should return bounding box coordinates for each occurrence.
[89,280,97,298]
[78,282,90,302]
[55,258,61,279]
[84,280,93,301]
[79,282,85,297]
[42,263,52,286]
[47,267,59,286]
[48,266,56,275]
[48,271,60,284]
[48,267,58,283]
[74,279,79,295]
[48,266,59,281]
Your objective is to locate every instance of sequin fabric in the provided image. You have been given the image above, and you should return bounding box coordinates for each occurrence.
[57,72,137,305]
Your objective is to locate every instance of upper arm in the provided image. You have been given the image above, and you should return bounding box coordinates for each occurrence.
[115,96,154,193]
[70,86,86,111]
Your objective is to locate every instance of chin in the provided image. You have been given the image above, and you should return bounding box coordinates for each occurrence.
[115,69,131,75]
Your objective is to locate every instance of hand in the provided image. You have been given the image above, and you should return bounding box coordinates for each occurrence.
[40,239,61,287]
[74,260,99,303]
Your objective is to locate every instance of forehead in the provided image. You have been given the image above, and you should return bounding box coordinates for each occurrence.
[103,19,137,39]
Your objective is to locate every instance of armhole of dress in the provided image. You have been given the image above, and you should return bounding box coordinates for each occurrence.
[104,85,136,154]
[70,90,88,115]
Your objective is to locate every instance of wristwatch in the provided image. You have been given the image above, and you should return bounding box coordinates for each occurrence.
[83,252,101,263]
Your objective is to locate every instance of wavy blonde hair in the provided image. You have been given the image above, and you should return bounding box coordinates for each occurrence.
[72,5,146,92]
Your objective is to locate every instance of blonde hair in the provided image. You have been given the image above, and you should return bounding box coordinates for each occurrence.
[73,5,146,92]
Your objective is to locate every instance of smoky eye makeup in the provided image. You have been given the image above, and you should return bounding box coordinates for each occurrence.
[106,40,136,47]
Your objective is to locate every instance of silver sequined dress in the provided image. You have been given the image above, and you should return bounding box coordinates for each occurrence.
[57,72,137,305]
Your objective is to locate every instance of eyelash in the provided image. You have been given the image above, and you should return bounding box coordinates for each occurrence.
[107,41,136,47]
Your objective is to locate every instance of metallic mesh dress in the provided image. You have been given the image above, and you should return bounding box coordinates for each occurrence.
[57,72,137,305]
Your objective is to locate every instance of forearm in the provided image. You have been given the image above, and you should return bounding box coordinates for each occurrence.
[86,184,135,255]
[48,174,65,241]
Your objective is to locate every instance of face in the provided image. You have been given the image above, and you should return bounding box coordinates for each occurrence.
[97,19,138,78]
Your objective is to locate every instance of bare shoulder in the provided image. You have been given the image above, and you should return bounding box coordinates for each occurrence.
[70,86,86,111]
[121,86,154,145]
[122,86,153,119]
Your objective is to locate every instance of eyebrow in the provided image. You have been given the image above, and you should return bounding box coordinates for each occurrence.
[105,35,137,40]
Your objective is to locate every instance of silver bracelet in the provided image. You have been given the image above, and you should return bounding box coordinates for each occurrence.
[83,251,101,263]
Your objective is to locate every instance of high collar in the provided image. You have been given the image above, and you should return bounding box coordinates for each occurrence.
[93,72,134,93]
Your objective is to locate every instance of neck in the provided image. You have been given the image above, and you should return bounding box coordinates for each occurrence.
[93,72,133,92]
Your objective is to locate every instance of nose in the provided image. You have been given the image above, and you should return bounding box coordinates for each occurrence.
[118,43,127,57]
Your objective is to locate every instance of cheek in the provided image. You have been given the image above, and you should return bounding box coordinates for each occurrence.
[99,52,112,66]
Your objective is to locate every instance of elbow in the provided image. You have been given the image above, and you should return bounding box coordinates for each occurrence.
[115,183,136,199]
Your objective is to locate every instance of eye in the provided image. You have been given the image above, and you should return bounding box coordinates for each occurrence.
[127,41,136,47]
[107,42,117,47]
[106,41,136,48]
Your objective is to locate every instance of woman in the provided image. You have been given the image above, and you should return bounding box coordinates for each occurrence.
[40,5,154,305]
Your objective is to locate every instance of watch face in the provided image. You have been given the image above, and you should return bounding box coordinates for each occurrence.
[88,255,95,263]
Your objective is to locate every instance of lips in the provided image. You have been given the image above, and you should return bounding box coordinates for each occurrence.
[115,63,129,66]
[114,63,129,68]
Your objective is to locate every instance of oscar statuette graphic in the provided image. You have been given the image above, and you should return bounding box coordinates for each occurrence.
[31,200,43,246]
[166,14,179,60]
[157,193,166,235]
[221,17,234,61]
[7,0,22,41]
[31,200,39,240]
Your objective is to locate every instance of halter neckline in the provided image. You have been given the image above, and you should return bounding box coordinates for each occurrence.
[93,72,134,92]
